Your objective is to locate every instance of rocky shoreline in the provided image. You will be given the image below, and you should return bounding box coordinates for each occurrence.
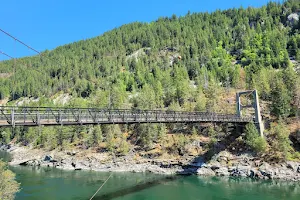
[197,151,300,181]
[1,144,185,174]
[1,144,300,181]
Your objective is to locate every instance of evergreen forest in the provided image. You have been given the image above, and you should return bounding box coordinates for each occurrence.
[0,0,300,160]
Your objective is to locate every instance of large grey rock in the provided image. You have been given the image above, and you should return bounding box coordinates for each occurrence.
[44,155,52,162]
[215,167,230,176]
[211,151,233,163]
[259,170,273,179]
[259,162,274,179]
[24,159,40,166]
[288,13,299,24]
[74,161,90,170]
[207,161,221,170]
[197,167,215,176]
[230,166,251,177]
[238,165,252,176]
[286,161,299,172]
[249,169,258,178]
[259,162,272,171]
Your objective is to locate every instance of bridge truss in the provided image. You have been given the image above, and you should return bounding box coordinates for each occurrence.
[0,106,253,127]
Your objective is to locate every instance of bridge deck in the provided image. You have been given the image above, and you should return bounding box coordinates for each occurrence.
[0,106,253,127]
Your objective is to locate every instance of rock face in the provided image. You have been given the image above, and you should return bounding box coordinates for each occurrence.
[4,145,300,181]
[196,151,300,181]
[197,167,215,176]
[7,145,185,174]
[288,13,299,25]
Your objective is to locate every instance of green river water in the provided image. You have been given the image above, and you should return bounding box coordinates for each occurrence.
[1,151,300,200]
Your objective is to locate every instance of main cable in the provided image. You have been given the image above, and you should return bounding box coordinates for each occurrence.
[89,172,112,200]
[0,49,44,73]
[0,28,40,54]
[89,132,141,200]
[0,50,13,59]
[0,28,65,90]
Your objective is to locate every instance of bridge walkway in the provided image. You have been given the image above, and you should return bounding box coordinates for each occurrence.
[0,106,253,127]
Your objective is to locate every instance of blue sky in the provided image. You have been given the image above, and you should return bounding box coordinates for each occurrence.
[0,0,275,61]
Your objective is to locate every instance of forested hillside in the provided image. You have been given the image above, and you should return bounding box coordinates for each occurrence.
[0,0,299,114]
[0,0,300,160]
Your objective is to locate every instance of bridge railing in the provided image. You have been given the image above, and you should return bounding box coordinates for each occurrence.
[0,106,253,127]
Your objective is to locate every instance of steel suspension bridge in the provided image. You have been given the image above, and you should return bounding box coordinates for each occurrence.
[0,29,263,134]
[0,106,253,127]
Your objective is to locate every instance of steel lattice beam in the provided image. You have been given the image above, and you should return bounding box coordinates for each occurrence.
[0,106,253,127]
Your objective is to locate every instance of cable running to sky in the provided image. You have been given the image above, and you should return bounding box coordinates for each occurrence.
[0,50,14,59]
[0,28,40,54]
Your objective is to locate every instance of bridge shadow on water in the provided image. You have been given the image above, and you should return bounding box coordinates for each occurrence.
[93,124,244,199]
[92,175,183,200]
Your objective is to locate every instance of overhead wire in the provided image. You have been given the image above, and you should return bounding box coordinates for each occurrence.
[0,28,40,54]
[0,49,44,74]
[0,28,64,69]
[88,126,141,200]
[89,173,113,200]
[0,28,68,94]
[0,50,13,59]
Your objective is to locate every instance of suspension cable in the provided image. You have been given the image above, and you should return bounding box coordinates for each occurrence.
[13,39,16,100]
[89,172,112,200]
[0,29,65,92]
[0,28,40,54]
[0,50,13,59]
[89,129,141,200]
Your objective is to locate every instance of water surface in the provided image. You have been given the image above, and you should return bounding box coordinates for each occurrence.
[1,151,300,200]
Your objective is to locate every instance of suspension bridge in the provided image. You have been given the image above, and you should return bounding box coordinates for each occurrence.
[0,90,265,137]
[0,91,264,135]
[0,90,264,136]
[0,106,253,127]
[0,29,264,135]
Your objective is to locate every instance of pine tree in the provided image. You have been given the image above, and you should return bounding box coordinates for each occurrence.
[270,76,292,118]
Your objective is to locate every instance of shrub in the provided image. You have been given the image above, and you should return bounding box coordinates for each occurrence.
[118,134,129,156]
[0,160,20,200]
[252,137,268,153]
[245,123,267,153]
[106,131,115,153]
[269,120,292,160]
[0,131,11,144]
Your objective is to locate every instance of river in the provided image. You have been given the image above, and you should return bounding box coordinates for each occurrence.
[1,151,300,200]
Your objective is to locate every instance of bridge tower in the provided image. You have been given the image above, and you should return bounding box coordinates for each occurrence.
[236,90,264,136]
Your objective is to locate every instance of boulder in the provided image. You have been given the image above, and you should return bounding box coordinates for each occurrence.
[197,167,215,176]
[249,169,258,178]
[238,165,252,177]
[230,166,251,177]
[22,159,40,166]
[286,161,299,172]
[259,162,273,179]
[208,161,221,170]
[259,170,273,179]
[44,155,52,162]
[215,167,230,176]
[211,151,233,163]
[288,13,299,24]
[259,162,271,171]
